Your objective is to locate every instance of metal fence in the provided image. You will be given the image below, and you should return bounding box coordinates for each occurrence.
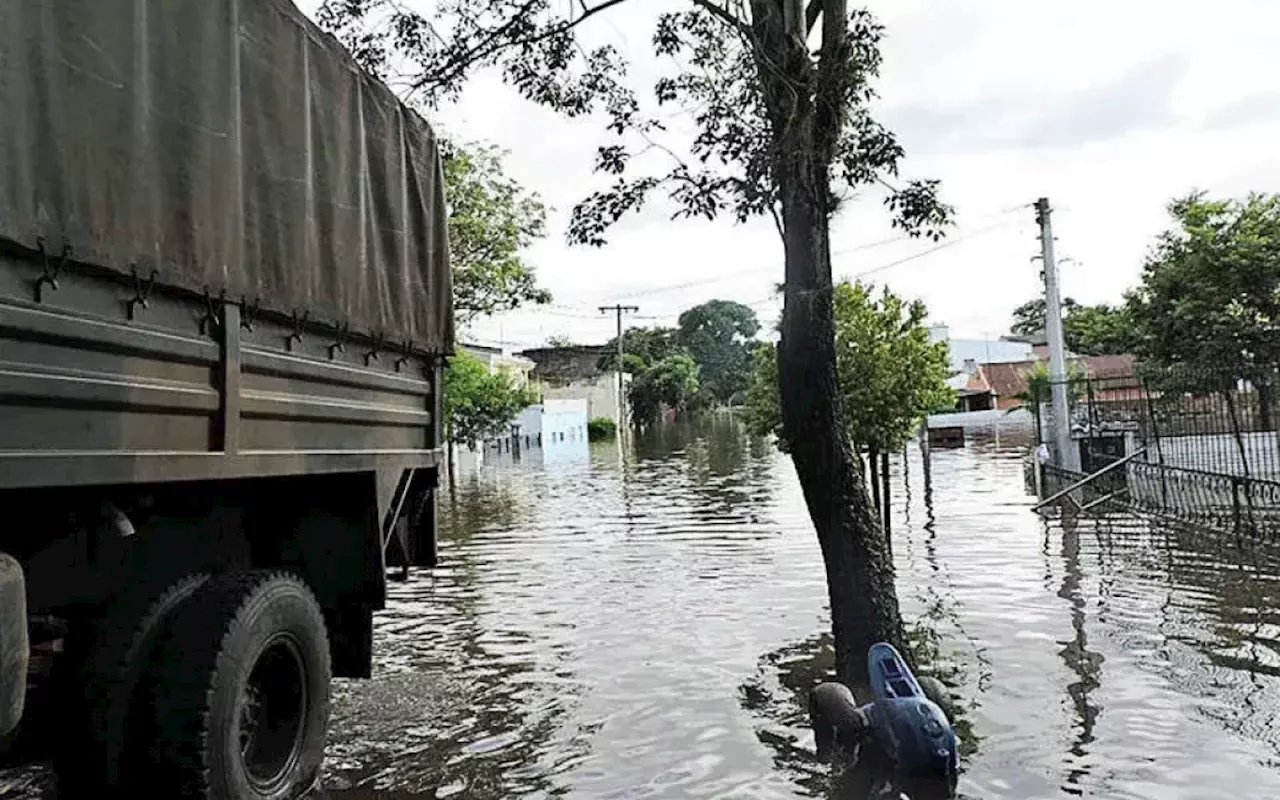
[1035,364,1280,538]
[1034,366,1280,480]
[1043,462,1280,539]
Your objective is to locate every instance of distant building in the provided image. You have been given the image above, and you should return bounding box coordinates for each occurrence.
[459,342,536,388]
[966,354,1137,411]
[519,344,630,426]
[519,344,610,385]
[928,324,1034,412]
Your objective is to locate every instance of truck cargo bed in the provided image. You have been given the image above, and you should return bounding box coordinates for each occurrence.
[0,245,442,490]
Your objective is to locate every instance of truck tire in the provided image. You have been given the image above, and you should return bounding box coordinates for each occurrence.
[0,554,26,740]
[55,573,209,792]
[144,571,331,800]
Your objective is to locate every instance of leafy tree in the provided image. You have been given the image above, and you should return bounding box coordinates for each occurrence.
[598,326,685,372]
[629,353,701,430]
[1009,297,1137,356]
[1127,192,1280,378]
[744,281,953,456]
[676,300,761,404]
[1005,361,1086,446]
[318,0,952,683]
[1065,303,1137,356]
[442,350,538,449]
[743,341,783,444]
[1010,297,1078,339]
[545,335,576,347]
[1127,191,1280,429]
[444,139,552,326]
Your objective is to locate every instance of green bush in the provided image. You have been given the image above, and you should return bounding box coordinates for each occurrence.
[587,417,617,442]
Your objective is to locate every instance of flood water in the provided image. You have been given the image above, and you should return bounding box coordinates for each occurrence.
[7,416,1280,798]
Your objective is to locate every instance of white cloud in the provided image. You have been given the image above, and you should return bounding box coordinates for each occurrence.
[296,0,1280,349]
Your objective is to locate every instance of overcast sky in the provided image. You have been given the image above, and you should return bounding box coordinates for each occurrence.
[301,0,1280,351]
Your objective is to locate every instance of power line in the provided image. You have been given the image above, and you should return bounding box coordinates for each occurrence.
[632,215,1022,319]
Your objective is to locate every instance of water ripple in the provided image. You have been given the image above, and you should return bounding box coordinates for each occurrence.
[7,421,1280,799]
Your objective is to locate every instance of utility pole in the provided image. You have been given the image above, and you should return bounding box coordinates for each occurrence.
[1036,197,1079,472]
[599,304,638,435]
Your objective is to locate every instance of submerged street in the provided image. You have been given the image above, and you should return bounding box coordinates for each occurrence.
[7,419,1280,798]
[329,420,1280,799]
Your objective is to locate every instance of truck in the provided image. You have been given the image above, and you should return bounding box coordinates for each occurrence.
[0,0,452,796]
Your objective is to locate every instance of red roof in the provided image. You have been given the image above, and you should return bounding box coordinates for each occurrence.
[970,354,1137,397]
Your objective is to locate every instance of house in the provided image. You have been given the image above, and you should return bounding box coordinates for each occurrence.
[928,325,1035,411]
[459,342,536,388]
[519,344,631,425]
[966,354,1138,410]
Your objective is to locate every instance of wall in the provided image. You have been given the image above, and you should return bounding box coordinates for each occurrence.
[521,345,609,384]
[540,373,630,425]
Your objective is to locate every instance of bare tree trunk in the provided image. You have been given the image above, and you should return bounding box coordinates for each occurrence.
[750,0,905,685]
[775,165,904,685]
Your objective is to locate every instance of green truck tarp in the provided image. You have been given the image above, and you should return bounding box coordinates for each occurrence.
[0,0,453,354]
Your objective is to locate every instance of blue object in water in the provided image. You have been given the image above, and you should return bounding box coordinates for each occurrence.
[861,642,959,790]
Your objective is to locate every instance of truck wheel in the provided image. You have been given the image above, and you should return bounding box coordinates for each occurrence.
[55,573,209,792]
[0,554,27,740]
[145,571,331,800]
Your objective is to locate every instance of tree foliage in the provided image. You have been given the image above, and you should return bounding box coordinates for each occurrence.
[743,341,782,444]
[629,353,701,430]
[676,300,761,404]
[317,0,952,684]
[598,326,685,372]
[1126,192,1280,389]
[1009,297,1077,339]
[1009,296,1137,356]
[316,1,948,245]
[443,139,551,326]
[745,281,953,452]
[1065,303,1137,357]
[442,351,538,448]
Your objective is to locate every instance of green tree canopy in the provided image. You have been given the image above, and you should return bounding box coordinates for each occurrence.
[628,353,701,431]
[676,300,761,405]
[1009,296,1137,356]
[1009,297,1077,339]
[444,139,551,326]
[442,351,538,448]
[745,281,953,453]
[598,326,686,372]
[318,0,951,684]
[1064,303,1137,356]
[1126,191,1280,389]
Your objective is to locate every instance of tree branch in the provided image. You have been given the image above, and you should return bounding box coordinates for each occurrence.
[413,0,639,96]
[805,0,821,33]
[690,0,749,33]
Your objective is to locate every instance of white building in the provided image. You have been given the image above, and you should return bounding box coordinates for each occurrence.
[458,341,536,387]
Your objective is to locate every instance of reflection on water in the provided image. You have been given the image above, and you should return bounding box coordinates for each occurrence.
[7,418,1280,798]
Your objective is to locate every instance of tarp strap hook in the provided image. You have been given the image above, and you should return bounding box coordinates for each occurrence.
[365,332,386,367]
[126,265,158,320]
[394,340,413,372]
[34,239,71,303]
[198,288,225,337]
[239,296,261,332]
[285,309,309,352]
[328,322,350,360]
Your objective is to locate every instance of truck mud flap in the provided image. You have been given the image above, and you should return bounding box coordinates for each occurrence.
[0,554,27,738]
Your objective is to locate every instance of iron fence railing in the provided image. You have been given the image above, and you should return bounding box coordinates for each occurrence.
[1034,365,1280,481]
[1042,461,1280,540]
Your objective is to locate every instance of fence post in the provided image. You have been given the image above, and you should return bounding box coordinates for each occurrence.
[1143,374,1170,507]
[1232,475,1243,535]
